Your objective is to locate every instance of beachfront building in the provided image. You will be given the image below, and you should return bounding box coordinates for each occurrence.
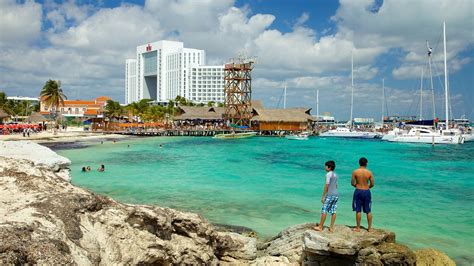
[312,114,336,125]
[40,96,111,118]
[353,117,375,125]
[125,40,225,105]
[6,96,40,104]
[251,108,314,131]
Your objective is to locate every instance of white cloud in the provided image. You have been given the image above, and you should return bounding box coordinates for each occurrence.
[332,0,474,79]
[0,0,42,48]
[294,12,310,28]
[45,0,94,32]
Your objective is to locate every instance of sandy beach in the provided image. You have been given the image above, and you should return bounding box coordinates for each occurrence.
[0,127,130,143]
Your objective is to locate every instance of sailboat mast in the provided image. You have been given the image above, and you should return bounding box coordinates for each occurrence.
[419,68,424,120]
[427,40,436,123]
[381,78,385,127]
[316,89,320,128]
[443,21,449,130]
[350,52,354,127]
[283,85,287,109]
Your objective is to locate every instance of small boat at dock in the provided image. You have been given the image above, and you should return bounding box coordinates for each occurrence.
[285,132,310,140]
[213,131,257,139]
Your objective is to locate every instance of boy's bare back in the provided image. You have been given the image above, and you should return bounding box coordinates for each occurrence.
[352,168,374,190]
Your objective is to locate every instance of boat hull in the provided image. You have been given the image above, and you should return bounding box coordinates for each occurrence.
[285,135,309,140]
[319,132,378,139]
[462,134,474,142]
[388,135,464,144]
[213,132,257,139]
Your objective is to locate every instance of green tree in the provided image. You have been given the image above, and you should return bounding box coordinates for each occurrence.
[105,100,123,118]
[40,80,67,114]
[143,105,165,122]
[207,101,215,107]
[218,102,225,107]
[126,99,152,121]
[0,92,11,114]
[18,100,34,116]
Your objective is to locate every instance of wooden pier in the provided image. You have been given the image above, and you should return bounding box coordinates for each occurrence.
[100,129,263,137]
[97,129,314,137]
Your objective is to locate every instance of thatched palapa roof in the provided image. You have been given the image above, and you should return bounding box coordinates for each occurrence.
[176,106,225,120]
[0,108,8,119]
[27,112,52,122]
[251,108,313,123]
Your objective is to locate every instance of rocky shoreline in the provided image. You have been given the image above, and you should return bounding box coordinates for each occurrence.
[0,141,455,265]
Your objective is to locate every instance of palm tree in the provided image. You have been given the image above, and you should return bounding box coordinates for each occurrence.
[126,99,152,121]
[40,80,67,117]
[143,105,165,122]
[105,100,123,118]
[0,92,11,114]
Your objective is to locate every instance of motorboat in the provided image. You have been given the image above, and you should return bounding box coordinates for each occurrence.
[285,132,310,140]
[320,127,378,139]
[381,128,406,141]
[213,131,257,139]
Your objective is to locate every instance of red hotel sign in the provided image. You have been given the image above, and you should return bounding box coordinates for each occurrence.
[146,44,152,52]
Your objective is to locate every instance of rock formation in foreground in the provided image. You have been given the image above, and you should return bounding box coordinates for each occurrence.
[0,141,455,265]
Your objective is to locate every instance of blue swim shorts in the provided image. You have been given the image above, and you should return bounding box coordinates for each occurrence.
[352,189,371,213]
[321,195,339,214]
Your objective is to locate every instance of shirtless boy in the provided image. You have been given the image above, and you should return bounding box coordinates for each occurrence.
[351,157,374,232]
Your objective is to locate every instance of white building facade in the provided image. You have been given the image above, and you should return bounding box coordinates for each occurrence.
[125,40,224,104]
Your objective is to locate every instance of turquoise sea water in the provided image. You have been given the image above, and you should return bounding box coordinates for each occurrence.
[57,137,474,264]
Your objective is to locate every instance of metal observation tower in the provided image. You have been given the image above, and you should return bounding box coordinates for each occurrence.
[223,55,255,128]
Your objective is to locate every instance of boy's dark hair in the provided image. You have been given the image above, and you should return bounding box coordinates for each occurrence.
[359,157,368,167]
[325,160,336,171]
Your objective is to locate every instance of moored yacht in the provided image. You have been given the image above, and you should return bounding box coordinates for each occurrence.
[381,127,406,141]
[388,22,463,145]
[387,126,464,144]
[320,127,378,139]
[320,53,377,139]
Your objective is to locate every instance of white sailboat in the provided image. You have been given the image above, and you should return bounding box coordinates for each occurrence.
[320,53,378,139]
[389,22,464,145]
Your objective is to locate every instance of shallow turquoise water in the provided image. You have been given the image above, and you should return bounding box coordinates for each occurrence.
[57,137,474,264]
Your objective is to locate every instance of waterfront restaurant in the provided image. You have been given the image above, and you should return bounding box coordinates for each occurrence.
[175,106,225,122]
[251,108,314,131]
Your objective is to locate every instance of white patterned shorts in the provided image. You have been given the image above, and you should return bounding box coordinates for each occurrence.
[321,195,339,214]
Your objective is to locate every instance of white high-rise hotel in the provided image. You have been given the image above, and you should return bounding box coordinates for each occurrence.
[125,40,225,105]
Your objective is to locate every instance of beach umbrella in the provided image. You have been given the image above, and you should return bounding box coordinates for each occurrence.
[27,112,51,122]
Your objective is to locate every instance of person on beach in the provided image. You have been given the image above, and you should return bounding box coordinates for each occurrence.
[351,157,374,232]
[98,165,105,172]
[314,160,338,232]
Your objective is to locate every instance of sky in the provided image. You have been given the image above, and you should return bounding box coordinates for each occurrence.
[1,0,473,120]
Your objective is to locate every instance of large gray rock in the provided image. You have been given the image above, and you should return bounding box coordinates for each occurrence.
[415,248,456,266]
[0,141,71,172]
[259,223,313,262]
[260,223,415,265]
